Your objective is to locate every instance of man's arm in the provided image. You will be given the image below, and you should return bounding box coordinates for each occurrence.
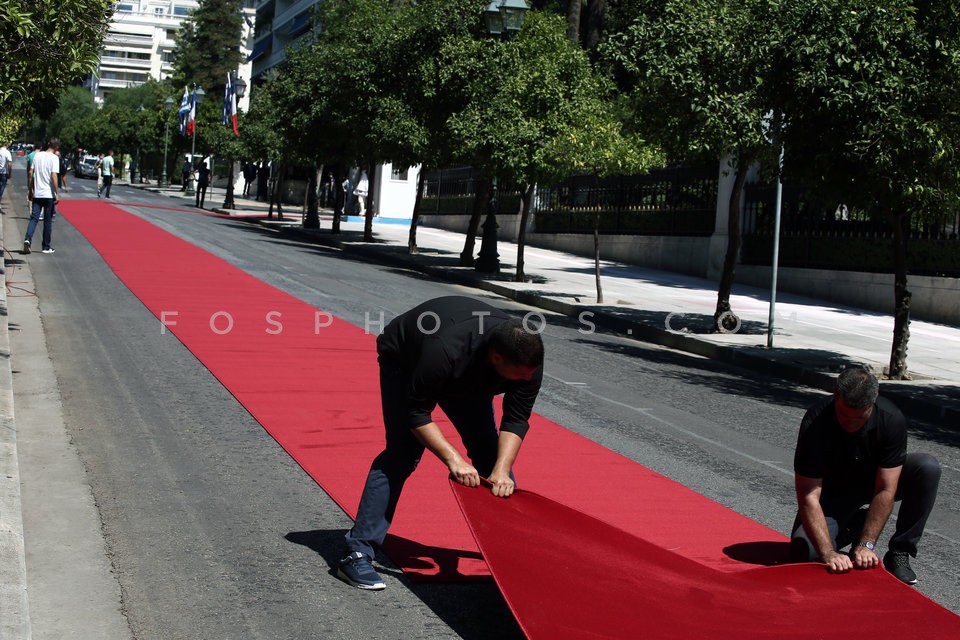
[852,465,902,569]
[411,422,479,487]
[27,164,33,200]
[488,431,522,498]
[51,172,59,202]
[795,474,853,573]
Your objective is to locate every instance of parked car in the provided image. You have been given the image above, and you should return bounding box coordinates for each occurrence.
[78,155,99,179]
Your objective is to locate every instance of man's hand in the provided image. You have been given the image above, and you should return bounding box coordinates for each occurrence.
[448,459,480,487]
[852,546,880,570]
[822,550,854,573]
[488,471,515,498]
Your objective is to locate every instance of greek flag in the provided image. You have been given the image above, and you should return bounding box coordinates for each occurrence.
[177,86,190,136]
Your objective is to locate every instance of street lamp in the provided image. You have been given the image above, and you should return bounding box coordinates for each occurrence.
[475,0,529,274]
[223,73,248,209]
[187,84,205,194]
[162,96,174,187]
[134,104,145,183]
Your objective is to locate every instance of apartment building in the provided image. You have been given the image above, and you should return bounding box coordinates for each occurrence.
[87,1,255,110]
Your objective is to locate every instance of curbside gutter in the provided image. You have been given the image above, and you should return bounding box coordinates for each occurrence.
[0,192,31,639]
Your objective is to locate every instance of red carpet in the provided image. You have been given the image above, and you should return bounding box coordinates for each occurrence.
[451,480,960,640]
[59,202,960,635]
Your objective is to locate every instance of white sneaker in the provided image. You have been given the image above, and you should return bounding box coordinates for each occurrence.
[41,248,55,254]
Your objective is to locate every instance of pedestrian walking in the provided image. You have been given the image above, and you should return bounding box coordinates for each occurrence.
[100,150,115,198]
[24,138,60,254]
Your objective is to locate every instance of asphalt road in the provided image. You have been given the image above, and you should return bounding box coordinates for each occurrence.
[9,176,960,639]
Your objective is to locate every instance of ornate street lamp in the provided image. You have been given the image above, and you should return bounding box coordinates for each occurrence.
[476,0,529,274]
[161,96,174,187]
[223,73,248,209]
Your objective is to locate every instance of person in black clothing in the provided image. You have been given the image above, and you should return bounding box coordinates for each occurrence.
[792,366,941,585]
[195,157,211,208]
[256,162,269,201]
[181,159,192,192]
[338,296,545,590]
[242,161,257,197]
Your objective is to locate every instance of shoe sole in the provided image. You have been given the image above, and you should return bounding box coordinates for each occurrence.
[336,567,385,590]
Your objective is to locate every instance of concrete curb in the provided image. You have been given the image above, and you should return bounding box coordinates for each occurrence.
[0,191,31,639]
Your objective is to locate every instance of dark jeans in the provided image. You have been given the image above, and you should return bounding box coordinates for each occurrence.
[102,175,113,198]
[0,170,8,200]
[791,452,941,559]
[25,198,55,250]
[196,183,208,208]
[344,360,503,559]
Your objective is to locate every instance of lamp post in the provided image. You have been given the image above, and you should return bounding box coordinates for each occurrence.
[475,0,529,274]
[134,104,145,184]
[161,96,174,187]
[223,74,247,209]
[187,84,205,194]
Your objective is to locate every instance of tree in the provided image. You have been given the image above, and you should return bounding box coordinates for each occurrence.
[171,0,244,92]
[441,11,658,282]
[0,0,113,139]
[602,0,782,331]
[42,87,98,152]
[775,1,960,379]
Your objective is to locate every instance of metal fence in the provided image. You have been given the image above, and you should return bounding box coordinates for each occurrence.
[741,182,960,276]
[420,165,719,236]
[532,165,718,235]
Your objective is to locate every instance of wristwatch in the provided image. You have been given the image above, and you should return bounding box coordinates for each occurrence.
[858,540,876,551]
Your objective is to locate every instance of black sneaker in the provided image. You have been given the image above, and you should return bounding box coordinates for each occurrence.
[337,552,385,590]
[22,240,30,254]
[884,550,918,585]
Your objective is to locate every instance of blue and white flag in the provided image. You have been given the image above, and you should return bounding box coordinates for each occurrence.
[222,73,239,136]
[177,86,190,136]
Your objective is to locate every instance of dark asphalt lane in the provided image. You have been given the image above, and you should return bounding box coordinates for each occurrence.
[18,178,960,639]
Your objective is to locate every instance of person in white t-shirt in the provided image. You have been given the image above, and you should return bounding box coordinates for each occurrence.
[0,142,13,207]
[24,138,60,254]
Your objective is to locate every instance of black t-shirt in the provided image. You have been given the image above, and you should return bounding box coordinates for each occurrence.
[376,296,543,439]
[794,395,907,503]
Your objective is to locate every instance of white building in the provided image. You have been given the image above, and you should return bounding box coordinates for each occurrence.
[86,1,255,111]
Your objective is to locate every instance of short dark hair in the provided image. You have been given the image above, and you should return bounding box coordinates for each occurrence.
[46,138,60,150]
[835,366,879,408]
[488,319,544,368]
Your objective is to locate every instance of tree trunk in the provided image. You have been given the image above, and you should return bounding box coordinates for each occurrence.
[331,164,343,234]
[408,165,428,254]
[888,210,912,379]
[713,155,749,332]
[583,0,607,51]
[566,0,582,42]
[363,157,376,242]
[460,176,491,266]
[515,183,534,282]
[304,161,320,229]
[594,210,603,304]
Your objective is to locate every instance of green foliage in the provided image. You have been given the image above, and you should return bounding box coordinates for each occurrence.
[776,1,960,218]
[171,0,244,92]
[0,0,112,131]
[43,86,98,151]
[441,11,657,185]
[601,0,780,168]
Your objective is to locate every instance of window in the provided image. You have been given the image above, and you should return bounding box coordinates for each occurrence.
[155,7,165,15]
[391,166,409,181]
[116,3,134,12]
[173,5,191,15]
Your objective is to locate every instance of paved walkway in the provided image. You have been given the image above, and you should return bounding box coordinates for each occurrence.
[139,181,960,426]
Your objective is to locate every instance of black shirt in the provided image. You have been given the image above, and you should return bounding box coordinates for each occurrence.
[794,395,907,503]
[376,296,543,438]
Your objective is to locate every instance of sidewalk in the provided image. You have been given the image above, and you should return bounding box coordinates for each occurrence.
[140,181,960,427]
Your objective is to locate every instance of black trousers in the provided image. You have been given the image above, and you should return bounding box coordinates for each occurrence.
[344,359,502,559]
[791,452,941,559]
